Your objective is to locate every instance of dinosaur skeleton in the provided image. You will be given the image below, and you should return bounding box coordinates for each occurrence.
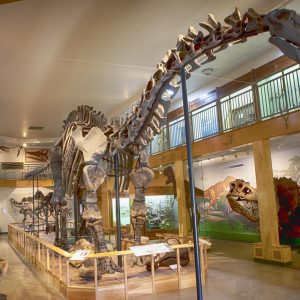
[27,7,300,276]
[226,179,259,222]
[10,190,55,228]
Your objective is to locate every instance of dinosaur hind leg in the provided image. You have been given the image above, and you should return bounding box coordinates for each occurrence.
[129,150,154,267]
[130,149,154,245]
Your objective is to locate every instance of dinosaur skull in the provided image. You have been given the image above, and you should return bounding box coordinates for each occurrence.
[226,179,259,222]
[264,9,300,63]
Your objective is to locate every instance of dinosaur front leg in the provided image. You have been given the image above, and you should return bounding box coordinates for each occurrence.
[80,162,121,279]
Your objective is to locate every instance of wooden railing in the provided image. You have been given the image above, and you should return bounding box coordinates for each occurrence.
[8,223,208,300]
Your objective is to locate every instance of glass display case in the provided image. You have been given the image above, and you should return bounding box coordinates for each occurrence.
[111,197,131,226]
[145,195,178,230]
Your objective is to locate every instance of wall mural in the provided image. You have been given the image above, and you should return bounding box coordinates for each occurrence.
[197,175,260,242]
[275,177,300,246]
[194,156,259,242]
[272,150,300,245]
[194,145,300,244]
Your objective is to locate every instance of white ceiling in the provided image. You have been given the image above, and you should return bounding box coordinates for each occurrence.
[0,0,291,143]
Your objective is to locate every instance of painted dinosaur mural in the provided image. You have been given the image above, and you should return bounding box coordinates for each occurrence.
[226,177,300,244]
[26,7,300,276]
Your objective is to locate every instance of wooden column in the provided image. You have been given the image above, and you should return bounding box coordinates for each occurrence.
[174,160,189,237]
[253,139,291,262]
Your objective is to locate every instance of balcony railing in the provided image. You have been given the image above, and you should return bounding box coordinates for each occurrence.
[0,163,52,180]
[149,64,300,156]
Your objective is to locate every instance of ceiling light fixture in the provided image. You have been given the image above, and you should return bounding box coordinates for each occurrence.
[22,143,27,148]
[201,68,213,76]
[228,42,233,47]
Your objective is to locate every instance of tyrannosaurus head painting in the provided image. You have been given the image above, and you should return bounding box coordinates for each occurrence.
[226,179,259,222]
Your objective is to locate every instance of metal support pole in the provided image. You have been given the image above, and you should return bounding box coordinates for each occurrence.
[45,196,48,233]
[114,153,122,267]
[32,175,35,234]
[37,177,39,236]
[180,66,203,300]
[74,182,79,241]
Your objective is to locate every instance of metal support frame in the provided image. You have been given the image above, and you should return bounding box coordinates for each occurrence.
[32,175,35,234]
[114,153,122,267]
[37,177,39,235]
[180,66,203,300]
[74,184,79,242]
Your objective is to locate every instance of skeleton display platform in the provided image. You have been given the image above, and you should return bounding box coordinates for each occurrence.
[8,223,208,300]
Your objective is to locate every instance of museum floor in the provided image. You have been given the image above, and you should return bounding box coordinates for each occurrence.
[0,234,65,300]
[1,234,300,300]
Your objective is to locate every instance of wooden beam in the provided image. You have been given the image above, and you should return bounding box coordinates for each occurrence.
[253,140,279,260]
[149,109,300,168]
[0,179,53,187]
[174,161,189,237]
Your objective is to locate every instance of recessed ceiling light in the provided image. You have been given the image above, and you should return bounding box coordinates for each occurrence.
[22,143,27,148]
[201,68,213,76]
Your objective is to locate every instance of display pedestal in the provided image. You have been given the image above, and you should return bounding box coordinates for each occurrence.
[8,223,208,300]
[253,243,292,264]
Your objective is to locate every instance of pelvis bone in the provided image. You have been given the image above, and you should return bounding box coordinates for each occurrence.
[71,126,107,162]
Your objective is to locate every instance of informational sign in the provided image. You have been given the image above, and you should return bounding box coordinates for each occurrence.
[199,238,212,248]
[130,243,173,257]
[70,250,91,261]
[169,264,180,270]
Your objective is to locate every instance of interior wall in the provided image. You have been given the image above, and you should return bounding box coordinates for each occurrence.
[0,148,25,163]
[272,148,300,185]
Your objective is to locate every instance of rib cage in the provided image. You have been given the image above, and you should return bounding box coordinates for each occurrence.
[57,105,108,196]
[58,105,133,196]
